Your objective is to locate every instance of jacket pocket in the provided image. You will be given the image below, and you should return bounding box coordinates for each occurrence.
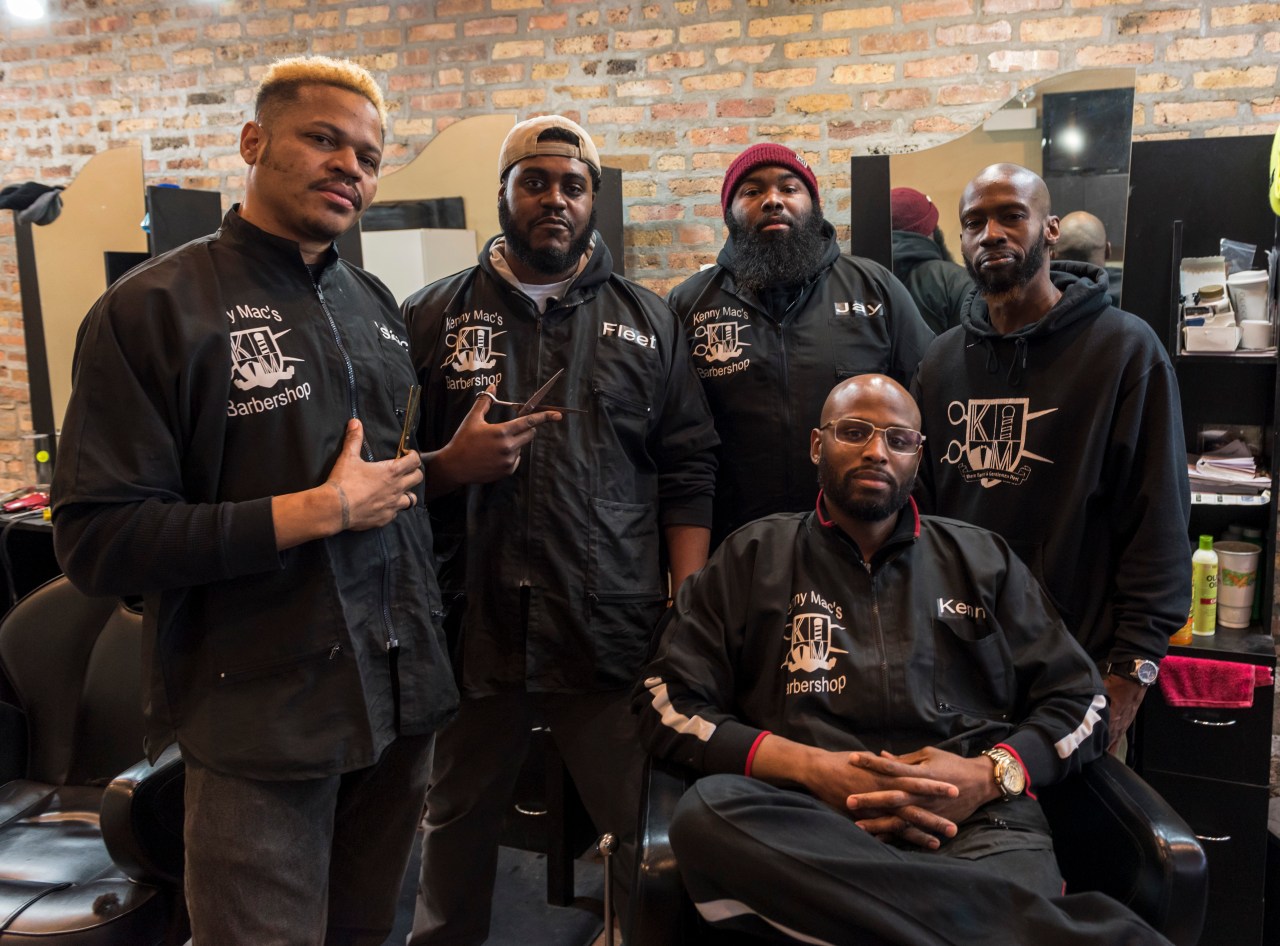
[931,619,1012,721]
[586,497,662,596]
[216,641,343,686]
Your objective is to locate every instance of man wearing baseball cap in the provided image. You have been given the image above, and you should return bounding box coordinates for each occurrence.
[890,186,975,335]
[403,114,717,944]
[669,143,934,546]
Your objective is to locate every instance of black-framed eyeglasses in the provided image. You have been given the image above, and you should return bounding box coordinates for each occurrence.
[818,418,926,455]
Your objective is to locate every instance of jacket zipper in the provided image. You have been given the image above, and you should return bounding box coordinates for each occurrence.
[521,312,545,591]
[864,559,891,726]
[312,274,398,651]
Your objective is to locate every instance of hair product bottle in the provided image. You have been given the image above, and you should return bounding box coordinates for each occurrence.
[1191,535,1218,637]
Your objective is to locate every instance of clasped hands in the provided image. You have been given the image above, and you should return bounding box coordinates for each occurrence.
[804,745,1000,851]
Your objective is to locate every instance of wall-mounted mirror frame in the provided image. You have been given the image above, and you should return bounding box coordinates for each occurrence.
[850,68,1136,289]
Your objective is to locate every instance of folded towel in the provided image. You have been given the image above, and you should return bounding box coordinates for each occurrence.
[1159,655,1274,708]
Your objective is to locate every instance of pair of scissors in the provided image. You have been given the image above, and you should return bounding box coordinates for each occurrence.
[396,384,422,458]
[478,368,587,415]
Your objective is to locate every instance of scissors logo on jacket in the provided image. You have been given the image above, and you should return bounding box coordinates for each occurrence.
[943,397,1055,488]
[443,325,507,372]
[693,321,751,363]
[230,326,303,391]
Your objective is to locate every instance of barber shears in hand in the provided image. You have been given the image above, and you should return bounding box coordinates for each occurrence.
[476,368,587,416]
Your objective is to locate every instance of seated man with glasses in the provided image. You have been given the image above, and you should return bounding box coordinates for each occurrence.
[634,374,1170,945]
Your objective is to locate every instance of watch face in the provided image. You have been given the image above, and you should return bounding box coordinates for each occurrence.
[1135,660,1159,685]
[1000,757,1026,795]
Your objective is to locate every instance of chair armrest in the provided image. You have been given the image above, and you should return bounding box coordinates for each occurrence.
[100,743,185,887]
[0,702,26,784]
[1039,754,1207,946]
[626,757,696,946]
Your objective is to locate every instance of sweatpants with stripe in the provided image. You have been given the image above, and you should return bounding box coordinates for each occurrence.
[670,774,1172,946]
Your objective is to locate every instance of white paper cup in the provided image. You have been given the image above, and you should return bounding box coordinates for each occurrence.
[1216,540,1260,609]
[1240,319,1273,350]
[1218,602,1252,629]
[1227,270,1269,323]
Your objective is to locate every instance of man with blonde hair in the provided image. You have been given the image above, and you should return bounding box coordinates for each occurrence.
[52,56,456,944]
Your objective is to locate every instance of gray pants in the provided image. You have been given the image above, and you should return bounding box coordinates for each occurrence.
[672,775,1172,946]
[183,733,434,946]
[409,689,644,945]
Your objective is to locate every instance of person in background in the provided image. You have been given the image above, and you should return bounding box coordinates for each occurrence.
[669,143,934,547]
[1053,209,1123,307]
[52,56,456,945]
[913,163,1189,753]
[636,374,1166,945]
[404,114,718,944]
[889,185,976,335]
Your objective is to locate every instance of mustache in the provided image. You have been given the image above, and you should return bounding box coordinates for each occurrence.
[755,213,795,232]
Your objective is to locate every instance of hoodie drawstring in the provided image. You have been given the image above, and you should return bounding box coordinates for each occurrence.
[982,337,999,375]
[1008,336,1029,387]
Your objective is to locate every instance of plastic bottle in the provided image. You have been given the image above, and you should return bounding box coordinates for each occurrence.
[1191,535,1218,637]
[1170,602,1193,645]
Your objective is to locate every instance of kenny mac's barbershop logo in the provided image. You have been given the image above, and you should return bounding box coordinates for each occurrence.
[690,306,751,379]
[943,397,1056,488]
[783,591,848,697]
[443,324,506,372]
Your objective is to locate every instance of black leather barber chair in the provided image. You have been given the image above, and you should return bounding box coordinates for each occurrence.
[628,754,1209,946]
[0,576,187,944]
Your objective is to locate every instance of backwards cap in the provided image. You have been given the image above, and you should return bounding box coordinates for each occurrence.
[498,115,601,181]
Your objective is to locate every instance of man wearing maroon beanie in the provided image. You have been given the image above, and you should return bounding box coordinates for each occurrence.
[889,186,976,335]
[669,143,934,546]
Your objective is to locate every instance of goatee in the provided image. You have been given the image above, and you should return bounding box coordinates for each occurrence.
[818,453,913,524]
[966,235,1048,299]
[726,207,828,294]
[499,201,597,278]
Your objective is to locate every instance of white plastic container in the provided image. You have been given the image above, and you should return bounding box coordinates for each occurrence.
[1226,270,1269,323]
[1183,324,1241,352]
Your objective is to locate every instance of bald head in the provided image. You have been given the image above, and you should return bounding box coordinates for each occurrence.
[819,374,921,431]
[1053,211,1109,267]
[961,163,1053,219]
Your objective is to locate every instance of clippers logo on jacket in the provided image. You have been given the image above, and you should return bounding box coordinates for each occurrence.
[943,397,1056,488]
[784,591,848,697]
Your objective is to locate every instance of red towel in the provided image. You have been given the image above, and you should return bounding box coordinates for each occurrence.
[1158,655,1274,708]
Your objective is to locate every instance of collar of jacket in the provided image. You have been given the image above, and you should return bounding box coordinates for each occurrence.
[813,492,920,565]
[477,230,613,309]
[221,205,342,278]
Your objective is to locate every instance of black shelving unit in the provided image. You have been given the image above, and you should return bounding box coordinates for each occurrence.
[1126,133,1279,946]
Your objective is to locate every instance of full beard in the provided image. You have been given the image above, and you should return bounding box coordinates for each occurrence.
[499,201,597,278]
[819,453,913,523]
[965,235,1047,299]
[726,208,828,294]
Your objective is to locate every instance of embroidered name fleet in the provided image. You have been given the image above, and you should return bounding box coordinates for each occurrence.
[602,322,656,349]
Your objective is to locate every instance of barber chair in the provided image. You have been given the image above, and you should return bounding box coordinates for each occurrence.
[0,576,187,944]
[627,754,1208,946]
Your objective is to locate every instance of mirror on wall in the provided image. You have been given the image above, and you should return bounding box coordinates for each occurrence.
[851,68,1136,308]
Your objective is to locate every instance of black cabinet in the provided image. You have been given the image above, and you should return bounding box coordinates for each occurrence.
[1126,134,1279,946]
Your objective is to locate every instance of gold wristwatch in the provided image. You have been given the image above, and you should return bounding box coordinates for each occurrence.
[981,746,1026,801]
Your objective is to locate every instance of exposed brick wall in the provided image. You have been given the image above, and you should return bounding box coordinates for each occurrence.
[1,0,1277,492]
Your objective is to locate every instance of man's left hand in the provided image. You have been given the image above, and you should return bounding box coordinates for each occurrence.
[1104,674,1147,751]
[845,746,1000,847]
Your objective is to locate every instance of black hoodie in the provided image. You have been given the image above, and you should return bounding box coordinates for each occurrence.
[669,222,934,545]
[891,228,976,335]
[912,261,1190,668]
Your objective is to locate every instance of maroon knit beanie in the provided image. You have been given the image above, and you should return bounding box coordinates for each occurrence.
[721,144,821,214]
[889,187,939,236]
